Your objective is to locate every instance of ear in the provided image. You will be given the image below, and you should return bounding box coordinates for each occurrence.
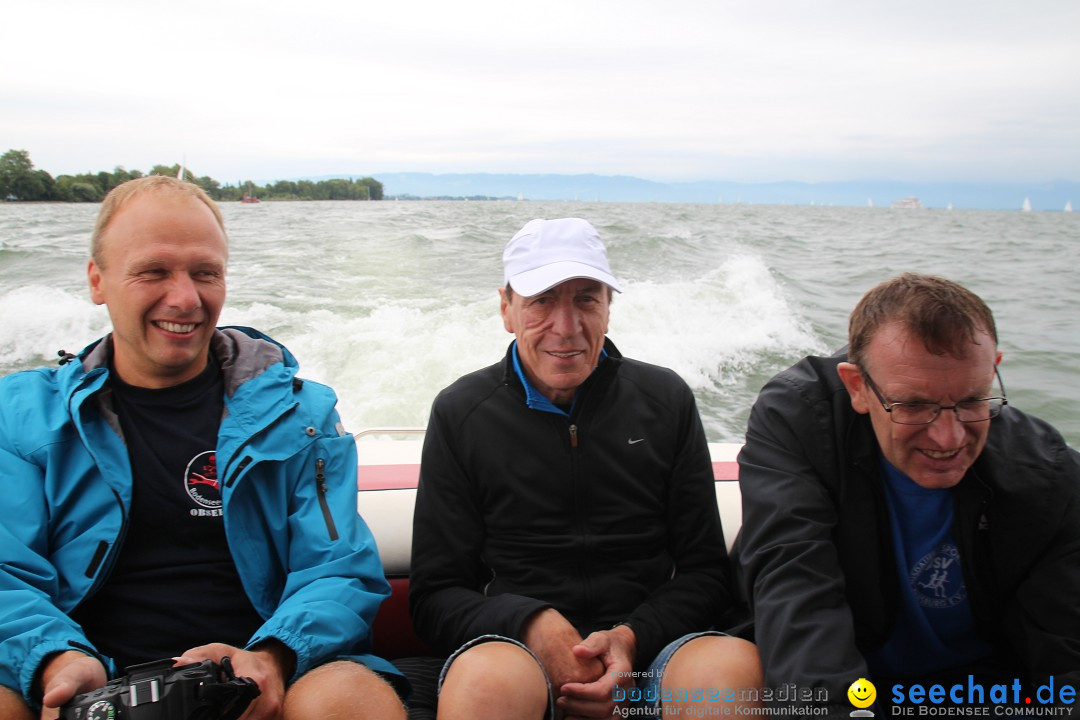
[88,259,106,306]
[498,287,515,334]
[836,361,871,415]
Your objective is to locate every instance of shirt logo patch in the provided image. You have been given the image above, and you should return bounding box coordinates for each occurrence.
[184,450,222,510]
[910,542,966,609]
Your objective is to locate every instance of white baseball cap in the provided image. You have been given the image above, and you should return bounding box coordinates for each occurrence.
[502,218,622,297]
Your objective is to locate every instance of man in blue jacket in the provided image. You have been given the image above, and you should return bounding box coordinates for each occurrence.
[0,176,406,720]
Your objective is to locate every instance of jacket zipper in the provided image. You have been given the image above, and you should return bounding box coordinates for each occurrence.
[315,458,339,541]
[223,403,299,487]
[226,456,253,487]
[78,488,129,617]
[566,419,594,622]
[83,488,126,588]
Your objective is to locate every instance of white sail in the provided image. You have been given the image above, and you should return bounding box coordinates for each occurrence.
[1065,201,1073,213]
[1022,197,1032,212]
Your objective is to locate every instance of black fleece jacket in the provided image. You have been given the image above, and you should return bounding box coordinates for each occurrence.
[409,339,735,668]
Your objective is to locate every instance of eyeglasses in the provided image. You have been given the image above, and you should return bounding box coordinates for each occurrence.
[859,367,1008,425]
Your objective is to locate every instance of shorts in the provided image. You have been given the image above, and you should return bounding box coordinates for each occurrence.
[438,630,727,719]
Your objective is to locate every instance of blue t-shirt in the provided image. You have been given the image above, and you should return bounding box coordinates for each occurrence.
[865,459,992,678]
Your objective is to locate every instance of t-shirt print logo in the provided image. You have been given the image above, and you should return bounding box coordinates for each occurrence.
[910,542,966,609]
[184,450,222,509]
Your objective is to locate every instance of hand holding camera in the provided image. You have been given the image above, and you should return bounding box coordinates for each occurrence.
[59,656,259,720]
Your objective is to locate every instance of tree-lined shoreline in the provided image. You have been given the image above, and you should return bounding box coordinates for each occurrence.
[0,150,383,202]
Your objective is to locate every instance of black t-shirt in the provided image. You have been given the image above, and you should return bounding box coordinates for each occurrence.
[71,356,264,671]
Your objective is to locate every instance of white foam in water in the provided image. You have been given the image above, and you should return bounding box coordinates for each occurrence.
[224,252,826,434]
[224,298,509,432]
[612,253,825,392]
[0,252,823,440]
[0,286,111,368]
[3,203,1077,446]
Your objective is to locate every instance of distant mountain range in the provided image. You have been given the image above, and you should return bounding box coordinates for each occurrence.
[314,172,1079,211]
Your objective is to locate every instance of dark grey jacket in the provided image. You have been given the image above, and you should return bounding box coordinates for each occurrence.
[735,352,1080,714]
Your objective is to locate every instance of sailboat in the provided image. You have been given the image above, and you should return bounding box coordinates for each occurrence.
[241,181,260,204]
[1021,197,1032,212]
[1065,201,1073,213]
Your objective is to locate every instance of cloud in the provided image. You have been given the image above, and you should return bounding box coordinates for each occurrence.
[3,0,1078,183]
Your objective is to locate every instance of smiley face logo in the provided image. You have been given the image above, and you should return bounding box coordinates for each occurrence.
[848,678,876,709]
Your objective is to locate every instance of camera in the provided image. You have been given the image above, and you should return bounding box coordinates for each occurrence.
[59,657,259,720]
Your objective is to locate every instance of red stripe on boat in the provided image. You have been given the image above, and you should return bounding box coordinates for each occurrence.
[357,461,738,490]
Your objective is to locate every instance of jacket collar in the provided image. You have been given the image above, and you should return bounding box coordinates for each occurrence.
[500,336,624,391]
[65,327,295,393]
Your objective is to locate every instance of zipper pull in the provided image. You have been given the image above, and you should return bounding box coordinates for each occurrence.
[226,456,253,488]
[314,457,339,541]
[569,424,578,448]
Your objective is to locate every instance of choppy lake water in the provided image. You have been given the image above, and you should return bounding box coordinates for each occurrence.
[1,200,1077,446]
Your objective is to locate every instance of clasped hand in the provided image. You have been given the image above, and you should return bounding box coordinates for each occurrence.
[522,609,638,720]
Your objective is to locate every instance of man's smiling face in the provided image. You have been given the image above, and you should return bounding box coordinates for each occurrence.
[839,321,1000,489]
[88,191,227,388]
[500,277,610,405]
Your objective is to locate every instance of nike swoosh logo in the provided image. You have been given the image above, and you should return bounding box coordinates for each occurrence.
[628,438,645,445]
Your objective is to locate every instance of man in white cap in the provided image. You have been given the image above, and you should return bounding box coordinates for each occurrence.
[410,218,761,719]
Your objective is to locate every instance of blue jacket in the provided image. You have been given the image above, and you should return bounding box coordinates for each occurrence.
[0,327,396,704]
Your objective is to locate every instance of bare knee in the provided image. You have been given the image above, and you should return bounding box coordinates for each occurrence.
[663,636,764,697]
[284,660,406,720]
[0,686,33,720]
[439,641,547,720]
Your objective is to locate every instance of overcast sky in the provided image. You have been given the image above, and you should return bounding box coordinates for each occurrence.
[3,0,1078,185]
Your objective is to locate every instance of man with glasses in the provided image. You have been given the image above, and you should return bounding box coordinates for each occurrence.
[735,273,1080,713]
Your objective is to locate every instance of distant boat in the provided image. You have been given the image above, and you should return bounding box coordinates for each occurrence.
[867,198,874,208]
[1065,200,1073,213]
[947,202,953,211]
[890,197,923,209]
[241,181,260,204]
[1021,197,1032,212]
